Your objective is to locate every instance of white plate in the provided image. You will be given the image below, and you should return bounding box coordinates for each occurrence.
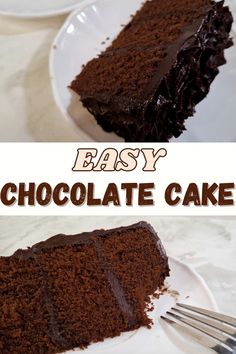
[0,0,87,18]
[50,0,236,142]
[65,257,217,354]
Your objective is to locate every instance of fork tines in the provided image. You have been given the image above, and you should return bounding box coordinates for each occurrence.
[161,303,236,354]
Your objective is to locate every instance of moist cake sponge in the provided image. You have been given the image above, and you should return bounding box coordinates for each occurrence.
[71,0,233,142]
[0,222,170,354]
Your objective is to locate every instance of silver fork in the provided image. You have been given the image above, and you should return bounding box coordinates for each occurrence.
[161,303,236,353]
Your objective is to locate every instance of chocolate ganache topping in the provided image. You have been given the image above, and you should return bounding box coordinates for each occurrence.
[12,222,168,331]
[71,0,233,142]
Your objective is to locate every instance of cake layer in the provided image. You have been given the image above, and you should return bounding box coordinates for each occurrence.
[0,222,170,354]
[71,0,233,142]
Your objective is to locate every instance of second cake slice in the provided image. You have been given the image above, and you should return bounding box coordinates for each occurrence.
[0,221,170,354]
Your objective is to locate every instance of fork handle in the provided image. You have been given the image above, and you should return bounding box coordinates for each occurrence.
[213,344,235,354]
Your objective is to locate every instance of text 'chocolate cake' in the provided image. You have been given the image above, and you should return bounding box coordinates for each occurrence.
[71,0,233,142]
[0,222,170,354]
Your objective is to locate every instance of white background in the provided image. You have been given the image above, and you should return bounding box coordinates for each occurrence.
[0,143,235,215]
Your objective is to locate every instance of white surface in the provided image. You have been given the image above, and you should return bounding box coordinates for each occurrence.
[0,0,86,18]
[0,15,82,142]
[0,216,226,354]
[50,0,236,142]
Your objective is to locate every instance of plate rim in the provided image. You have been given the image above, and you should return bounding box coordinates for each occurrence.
[49,1,96,141]
[0,0,91,19]
[168,256,218,311]
[49,0,236,142]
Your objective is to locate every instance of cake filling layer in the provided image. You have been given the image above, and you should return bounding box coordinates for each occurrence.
[0,222,170,354]
[71,0,233,142]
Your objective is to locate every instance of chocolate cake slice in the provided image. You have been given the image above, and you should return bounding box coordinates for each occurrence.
[70,0,233,142]
[0,222,169,354]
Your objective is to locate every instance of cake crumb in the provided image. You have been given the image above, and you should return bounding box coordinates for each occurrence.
[153,283,180,302]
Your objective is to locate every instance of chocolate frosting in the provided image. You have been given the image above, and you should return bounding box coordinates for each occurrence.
[12,221,166,260]
[31,250,69,349]
[10,222,168,336]
[76,1,233,142]
[92,237,138,328]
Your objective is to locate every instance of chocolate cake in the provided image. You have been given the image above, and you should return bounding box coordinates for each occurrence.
[0,222,169,354]
[71,0,233,142]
